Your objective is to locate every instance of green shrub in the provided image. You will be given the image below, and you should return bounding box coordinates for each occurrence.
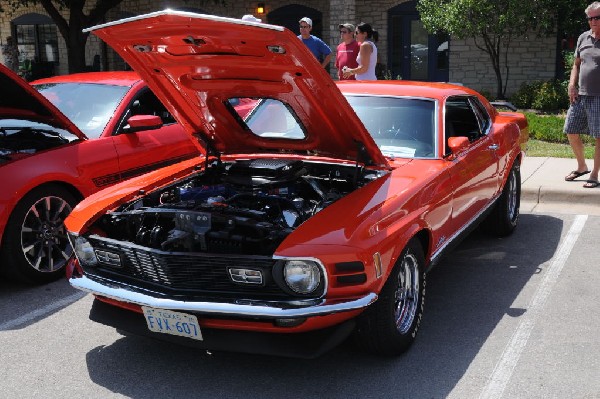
[377,64,401,80]
[511,81,543,109]
[531,80,569,112]
[524,112,567,143]
[524,111,596,145]
[511,79,569,112]
[563,51,575,80]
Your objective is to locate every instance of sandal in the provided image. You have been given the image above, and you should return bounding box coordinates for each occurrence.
[583,179,600,188]
[565,170,590,181]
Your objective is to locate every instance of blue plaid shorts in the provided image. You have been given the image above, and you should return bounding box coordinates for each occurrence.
[564,95,600,138]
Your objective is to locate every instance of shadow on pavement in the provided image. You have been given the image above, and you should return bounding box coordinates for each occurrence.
[0,277,84,330]
[83,213,565,399]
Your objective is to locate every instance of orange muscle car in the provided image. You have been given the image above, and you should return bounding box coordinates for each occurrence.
[65,11,528,358]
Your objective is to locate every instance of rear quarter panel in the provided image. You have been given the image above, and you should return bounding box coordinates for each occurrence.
[499,111,529,149]
[494,113,528,178]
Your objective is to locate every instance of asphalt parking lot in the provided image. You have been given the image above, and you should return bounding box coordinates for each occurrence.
[1,210,599,399]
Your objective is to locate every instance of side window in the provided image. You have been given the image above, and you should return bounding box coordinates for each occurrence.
[117,88,175,134]
[130,89,176,124]
[445,96,482,148]
[469,97,492,135]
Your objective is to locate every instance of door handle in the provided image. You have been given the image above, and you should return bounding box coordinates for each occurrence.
[488,144,499,151]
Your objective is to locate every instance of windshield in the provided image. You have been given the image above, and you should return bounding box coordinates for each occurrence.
[33,82,129,139]
[345,95,436,158]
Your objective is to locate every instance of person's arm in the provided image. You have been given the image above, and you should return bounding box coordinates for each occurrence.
[343,42,371,78]
[322,52,332,68]
[568,57,581,103]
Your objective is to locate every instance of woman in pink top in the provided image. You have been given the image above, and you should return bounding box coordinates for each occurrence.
[342,23,378,81]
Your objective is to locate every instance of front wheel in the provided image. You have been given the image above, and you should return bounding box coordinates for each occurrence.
[354,238,426,356]
[1,185,78,284]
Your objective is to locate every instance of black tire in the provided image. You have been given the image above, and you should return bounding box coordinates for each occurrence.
[482,161,521,237]
[1,185,78,284]
[354,238,426,356]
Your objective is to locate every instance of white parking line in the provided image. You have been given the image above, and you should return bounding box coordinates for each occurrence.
[480,214,588,399]
[0,291,87,331]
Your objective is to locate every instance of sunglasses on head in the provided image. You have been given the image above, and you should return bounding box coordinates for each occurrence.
[587,15,600,21]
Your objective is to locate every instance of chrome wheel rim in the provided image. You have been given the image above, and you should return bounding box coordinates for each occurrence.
[20,195,73,273]
[394,252,420,334]
[507,170,518,221]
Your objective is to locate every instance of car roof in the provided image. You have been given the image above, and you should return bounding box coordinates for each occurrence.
[31,71,142,87]
[336,80,480,99]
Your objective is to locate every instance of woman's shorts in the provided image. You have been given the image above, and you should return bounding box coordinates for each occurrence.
[564,95,600,138]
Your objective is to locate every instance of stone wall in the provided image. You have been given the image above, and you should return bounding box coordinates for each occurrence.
[450,35,557,98]
[354,0,400,68]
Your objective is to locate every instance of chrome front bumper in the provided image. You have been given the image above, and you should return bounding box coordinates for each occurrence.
[70,275,378,318]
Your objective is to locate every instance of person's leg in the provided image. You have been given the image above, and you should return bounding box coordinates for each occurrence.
[567,133,589,173]
[590,137,600,181]
[564,98,589,179]
[583,96,600,187]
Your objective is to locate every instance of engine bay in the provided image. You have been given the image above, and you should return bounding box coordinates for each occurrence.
[0,124,75,164]
[94,158,384,255]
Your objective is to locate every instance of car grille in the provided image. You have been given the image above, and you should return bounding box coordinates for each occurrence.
[86,237,289,298]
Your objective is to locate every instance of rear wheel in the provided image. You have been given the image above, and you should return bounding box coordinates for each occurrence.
[1,185,78,283]
[354,238,426,355]
[482,161,521,237]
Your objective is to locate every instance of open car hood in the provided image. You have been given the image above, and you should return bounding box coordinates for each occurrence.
[0,63,86,140]
[85,10,388,167]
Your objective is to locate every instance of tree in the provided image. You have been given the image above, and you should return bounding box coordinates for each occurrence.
[2,0,224,74]
[2,0,126,73]
[417,0,559,99]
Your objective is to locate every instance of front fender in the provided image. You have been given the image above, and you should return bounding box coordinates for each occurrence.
[66,157,202,234]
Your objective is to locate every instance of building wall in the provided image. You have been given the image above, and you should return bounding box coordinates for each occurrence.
[354,0,402,69]
[0,0,558,97]
[450,35,557,97]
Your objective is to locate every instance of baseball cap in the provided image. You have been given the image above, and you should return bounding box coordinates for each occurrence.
[339,23,355,32]
[299,17,312,26]
[241,14,262,23]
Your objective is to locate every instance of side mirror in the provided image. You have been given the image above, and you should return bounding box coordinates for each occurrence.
[123,114,162,133]
[447,136,470,155]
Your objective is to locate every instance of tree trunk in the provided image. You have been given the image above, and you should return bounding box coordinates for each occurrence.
[66,33,89,73]
[480,33,506,100]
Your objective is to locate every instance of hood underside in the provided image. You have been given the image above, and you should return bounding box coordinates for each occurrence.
[0,64,86,139]
[84,10,388,167]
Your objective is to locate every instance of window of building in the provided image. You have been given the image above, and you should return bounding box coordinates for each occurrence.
[12,13,58,80]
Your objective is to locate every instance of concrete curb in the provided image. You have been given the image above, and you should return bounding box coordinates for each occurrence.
[521,156,600,212]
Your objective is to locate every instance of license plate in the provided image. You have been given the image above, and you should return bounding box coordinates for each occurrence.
[142,307,203,340]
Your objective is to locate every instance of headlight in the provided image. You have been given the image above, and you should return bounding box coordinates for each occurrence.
[71,235,98,267]
[283,260,321,294]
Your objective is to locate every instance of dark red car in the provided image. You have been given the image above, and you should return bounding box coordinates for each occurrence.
[0,68,199,283]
